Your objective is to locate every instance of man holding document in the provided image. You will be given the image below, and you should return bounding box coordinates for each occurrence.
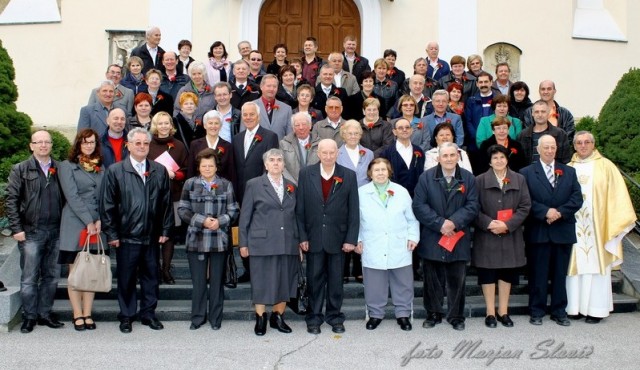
[412,142,479,331]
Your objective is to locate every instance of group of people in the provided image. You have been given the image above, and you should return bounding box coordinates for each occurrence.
[6,26,637,336]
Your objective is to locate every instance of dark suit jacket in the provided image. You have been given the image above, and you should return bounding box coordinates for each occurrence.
[150,90,174,116]
[229,80,261,110]
[238,174,298,256]
[232,127,279,202]
[312,84,347,116]
[378,141,425,197]
[187,137,235,182]
[131,44,165,74]
[342,52,371,84]
[295,163,359,254]
[520,161,583,245]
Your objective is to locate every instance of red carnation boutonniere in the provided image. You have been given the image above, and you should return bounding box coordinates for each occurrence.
[246,85,252,92]
[94,166,101,173]
[458,184,466,194]
[225,117,232,123]
[354,57,361,64]
[503,178,511,186]
[304,142,311,151]
[425,81,433,88]
[414,150,423,159]
[48,167,56,177]
[554,169,563,178]
[310,111,317,119]
[273,104,280,110]
[204,85,211,93]
[366,122,375,129]
[169,76,176,82]
[254,134,263,143]
[551,112,559,119]
[462,74,469,82]
[333,176,343,185]
[445,119,452,124]
[195,119,202,127]
[359,149,366,157]
[387,189,394,197]
[143,171,150,177]
[210,183,218,191]
[167,142,175,151]
[333,88,340,96]
[417,123,424,130]
[286,184,294,194]
[217,146,225,155]
[115,90,123,99]
[156,95,164,101]
[386,80,392,87]
[437,63,443,69]
[388,69,396,76]
[510,148,518,156]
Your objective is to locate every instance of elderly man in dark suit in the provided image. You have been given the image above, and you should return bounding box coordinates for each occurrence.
[232,101,279,282]
[100,128,173,333]
[521,134,582,327]
[296,139,359,335]
[78,80,115,137]
[87,64,134,115]
[131,26,165,74]
[412,142,480,331]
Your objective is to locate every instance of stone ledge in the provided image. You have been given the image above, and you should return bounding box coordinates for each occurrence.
[0,287,21,332]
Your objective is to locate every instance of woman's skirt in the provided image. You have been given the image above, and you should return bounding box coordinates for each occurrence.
[249,254,299,305]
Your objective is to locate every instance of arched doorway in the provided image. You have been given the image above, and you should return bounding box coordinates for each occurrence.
[258,0,361,63]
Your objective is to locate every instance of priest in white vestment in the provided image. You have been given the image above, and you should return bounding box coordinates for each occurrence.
[567,131,637,323]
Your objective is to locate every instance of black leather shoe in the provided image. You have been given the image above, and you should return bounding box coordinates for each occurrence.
[568,313,584,320]
[307,325,321,334]
[450,319,465,331]
[211,324,221,330]
[529,316,543,325]
[497,314,514,327]
[269,312,292,333]
[73,317,86,331]
[254,313,267,336]
[331,323,346,333]
[397,317,412,331]
[550,315,571,326]
[485,315,497,328]
[189,322,202,330]
[422,312,442,328]
[119,320,132,333]
[238,273,251,283]
[20,319,36,333]
[585,316,602,324]
[37,316,65,329]
[366,318,382,330]
[84,316,96,330]
[141,317,164,330]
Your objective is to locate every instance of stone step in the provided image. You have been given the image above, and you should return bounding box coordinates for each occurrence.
[54,274,627,301]
[50,293,640,322]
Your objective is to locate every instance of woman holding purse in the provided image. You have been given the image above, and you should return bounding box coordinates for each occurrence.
[57,128,107,331]
[178,148,239,330]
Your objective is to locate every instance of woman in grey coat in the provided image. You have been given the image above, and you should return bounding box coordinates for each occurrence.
[58,129,107,331]
[239,149,299,336]
[473,145,531,328]
[178,148,239,330]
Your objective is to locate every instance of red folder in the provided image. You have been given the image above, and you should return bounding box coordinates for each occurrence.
[497,209,513,222]
[438,231,465,252]
[79,228,98,248]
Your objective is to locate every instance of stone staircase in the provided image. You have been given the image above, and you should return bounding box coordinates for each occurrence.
[50,243,640,322]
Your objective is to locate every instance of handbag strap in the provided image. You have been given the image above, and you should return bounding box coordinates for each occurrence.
[83,231,106,256]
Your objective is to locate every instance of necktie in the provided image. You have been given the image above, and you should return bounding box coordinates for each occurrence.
[266,102,272,116]
[546,164,555,187]
[300,142,307,165]
[136,163,145,183]
[238,84,245,91]
[244,132,253,158]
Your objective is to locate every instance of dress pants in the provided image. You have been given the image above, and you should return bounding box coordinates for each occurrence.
[305,250,345,327]
[527,242,572,318]
[422,259,466,322]
[187,251,225,327]
[363,265,413,319]
[116,242,160,321]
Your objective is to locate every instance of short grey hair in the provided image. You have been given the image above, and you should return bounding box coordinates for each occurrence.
[536,134,557,150]
[432,89,449,101]
[187,61,208,81]
[242,101,261,116]
[262,148,284,163]
[573,130,596,145]
[291,112,312,128]
[128,127,152,142]
[203,110,224,124]
[98,80,115,90]
[438,142,459,156]
[145,26,160,38]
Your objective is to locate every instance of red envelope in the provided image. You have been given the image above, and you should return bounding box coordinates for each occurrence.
[438,231,465,252]
[79,228,98,248]
[497,209,513,222]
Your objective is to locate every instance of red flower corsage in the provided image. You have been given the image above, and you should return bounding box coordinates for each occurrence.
[217,146,225,155]
[555,169,563,177]
[195,119,202,126]
[366,122,375,129]
[458,184,465,194]
[204,85,211,92]
[445,119,451,124]
[359,149,366,157]
[254,134,263,143]
[503,178,510,186]
[387,189,394,197]
[94,166,101,173]
[417,123,424,129]
[310,111,317,119]
[210,183,218,190]
[273,104,280,110]
[246,85,252,92]
[48,167,56,176]
[115,90,123,98]
[388,69,396,76]
[414,150,423,158]
[333,88,340,95]
[333,176,343,185]
[286,184,294,194]
[354,57,361,64]
[225,117,232,122]
[167,142,175,151]
[169,76,176,82]
[437,63,443,69]
[510,148,518,155]
[304,143,311,150]
[551,113,559,119]
[143,171,150,177]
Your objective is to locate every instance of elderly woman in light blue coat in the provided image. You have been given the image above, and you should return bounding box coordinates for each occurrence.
[355,158,420,331]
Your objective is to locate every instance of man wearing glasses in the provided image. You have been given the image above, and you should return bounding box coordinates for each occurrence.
[6,131,65,333]
[100,128,173,333]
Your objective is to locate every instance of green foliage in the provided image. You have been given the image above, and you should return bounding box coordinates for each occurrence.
[0,40,32,161]
[576,115,597,134]
[625,172,640,221]
[593,68,640,172]
[0,151,29,182]
[49,129,71,161]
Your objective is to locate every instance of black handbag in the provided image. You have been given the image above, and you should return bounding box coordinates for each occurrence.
[223,249,237,289]
[287,259,309,315]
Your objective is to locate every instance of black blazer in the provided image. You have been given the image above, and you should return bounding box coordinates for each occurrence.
[312,84,347,116]
[131,44,165,75]
[187,137,235,183]
[520,161,583,245]
[232,126,279,202]
[295,163,359,254]
[150,90,174,116]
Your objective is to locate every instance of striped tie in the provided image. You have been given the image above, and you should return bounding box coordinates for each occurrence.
[546,164,555,187]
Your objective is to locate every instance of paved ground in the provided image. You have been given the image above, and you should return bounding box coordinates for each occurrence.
[1,312,639,369]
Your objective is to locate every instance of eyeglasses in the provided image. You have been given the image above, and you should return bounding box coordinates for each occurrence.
[32,141,52,145]
[250,58,262,61]
[81,141,96,145]
[401,103,416,108]
[575,141,593,145]
[131,141,150,147]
